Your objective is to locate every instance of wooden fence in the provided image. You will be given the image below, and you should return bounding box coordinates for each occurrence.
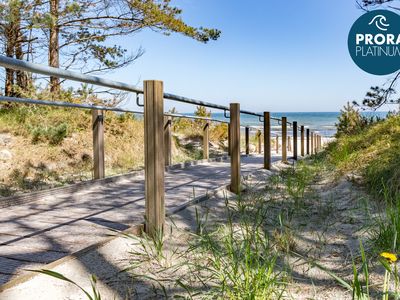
[0,57,325,237]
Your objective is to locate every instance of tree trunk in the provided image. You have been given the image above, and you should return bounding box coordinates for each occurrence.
[49,0,60,94]
[15,7,28,95]
[4,21,16,97]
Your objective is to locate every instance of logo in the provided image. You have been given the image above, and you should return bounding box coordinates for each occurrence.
[368,15,389,31]
[348,10,400,75]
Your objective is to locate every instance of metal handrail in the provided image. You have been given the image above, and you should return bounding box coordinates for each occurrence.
[0,56,143,93]
[0,96,143,114]
[165,112,229,124]
[0,55,264,119]
[0,55,304,130]
[0,96,233,126]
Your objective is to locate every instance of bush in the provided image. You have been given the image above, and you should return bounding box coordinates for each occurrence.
[327,114,400,198]
[30,123,68,145]
[335,102,368,137]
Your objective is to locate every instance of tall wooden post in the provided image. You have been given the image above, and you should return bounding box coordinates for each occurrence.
[92,109,105,179]
[288,136,291,152]
[245,127,250,156]
[300,125,305,157]
[306,128,310,155]
[230,103,240,194]
[293,121,298,160]
[228,123,231,156]
[144,80,165,237]
[311,132,314,155]
[282,117,287,163]
[276,135,279,154]
[164,116,172,166]
[257,130,262,154]
[264,111,271,170]
[203,120,209,159]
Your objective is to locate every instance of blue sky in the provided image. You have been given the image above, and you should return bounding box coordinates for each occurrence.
[108,0,394,113]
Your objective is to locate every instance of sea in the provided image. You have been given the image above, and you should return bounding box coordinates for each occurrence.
[183,112,388,137]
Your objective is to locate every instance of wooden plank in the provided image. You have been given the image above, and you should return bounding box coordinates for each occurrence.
[300,125,305,156]
[245,127,250,156]
[288,136,291,152]
[144,80,165,237]
[257,130,262,154]
[203,121,209,159]
[230,103,240,194]
[282,117,287,162]
[306,128,310,155]
[293,121,298,160]
[263,111,271,169]
[92,110,105,179]
[164,116,172,166]
[276,135,279,154]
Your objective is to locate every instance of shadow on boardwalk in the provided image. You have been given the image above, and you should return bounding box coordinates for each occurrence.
[0,154,282,287]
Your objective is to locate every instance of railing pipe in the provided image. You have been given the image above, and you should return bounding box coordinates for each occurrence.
[0,96,143,114]
[0,55,142,93]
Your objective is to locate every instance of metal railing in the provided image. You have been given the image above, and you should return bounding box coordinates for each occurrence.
[0,55,323,236]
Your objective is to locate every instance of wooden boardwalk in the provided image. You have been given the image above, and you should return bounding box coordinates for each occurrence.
[0,154,282,285]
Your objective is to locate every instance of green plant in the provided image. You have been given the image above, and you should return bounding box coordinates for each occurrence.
[315,241,371,300]
[29,270,101,300]
[370,190,400,253]
[335,102,373,137]
[30,123,68,145]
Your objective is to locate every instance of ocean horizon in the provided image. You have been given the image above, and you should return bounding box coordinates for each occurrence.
[182,111,388,137]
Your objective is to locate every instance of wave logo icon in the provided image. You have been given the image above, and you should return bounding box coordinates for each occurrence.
[368,15,390,31]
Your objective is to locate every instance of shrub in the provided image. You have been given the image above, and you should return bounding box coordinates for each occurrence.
[30,123,68,145]
[335,102,366,137]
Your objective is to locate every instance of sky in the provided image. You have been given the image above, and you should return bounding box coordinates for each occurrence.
[106,0,395,113]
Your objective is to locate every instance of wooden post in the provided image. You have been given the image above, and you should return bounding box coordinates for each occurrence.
[230,103,240,194]
[92,109,105,179]
[228,123,231,156]
[288,136,291,152]
[144,80,165,237]
[300,125,305,156]
[264,111,271,169]
[164,116,172,166]
[311,132,314,155]
[245,126,250,156]
[282,117,287,162]
[314,134,318,153]
[293,121,298,160]
[306,128,310,155]
[276,135,279,154]
[257,130,262,154]
[203,120,209,159]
